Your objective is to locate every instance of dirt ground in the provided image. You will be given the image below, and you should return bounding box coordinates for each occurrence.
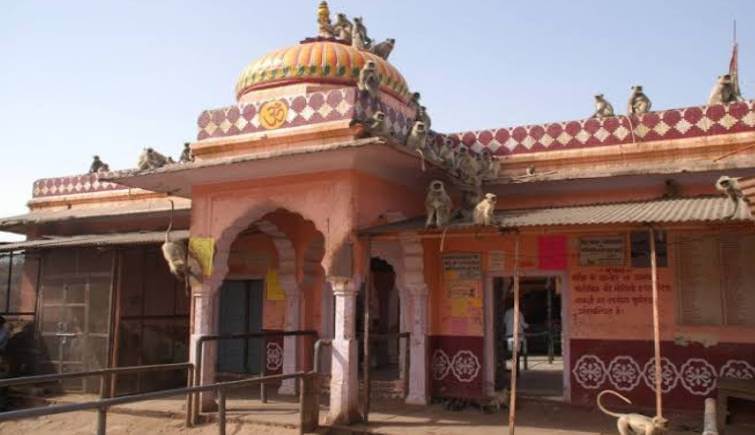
[0,391,751,435]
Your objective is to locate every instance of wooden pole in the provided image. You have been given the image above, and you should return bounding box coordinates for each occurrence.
[508,234,521,435]
[649,227,663,419]
[362,238,372,422]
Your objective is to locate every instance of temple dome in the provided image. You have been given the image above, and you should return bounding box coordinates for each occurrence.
[234,39,411,103]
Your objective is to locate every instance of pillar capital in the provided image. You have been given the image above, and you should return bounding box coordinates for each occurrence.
[327,276,359,296]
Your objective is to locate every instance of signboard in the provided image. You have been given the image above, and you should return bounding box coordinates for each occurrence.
[579,236,625,267]
[488,251,505,272]
[442,253,481,298]
[189,237,215,276]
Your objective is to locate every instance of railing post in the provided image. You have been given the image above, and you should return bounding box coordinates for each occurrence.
[186,365,194,427]
[217,389,226,435]
[193,339,203,425]
[300,374,319,433]
[703,398,718,435]
[96,405,107,435]
[260,345,267,403]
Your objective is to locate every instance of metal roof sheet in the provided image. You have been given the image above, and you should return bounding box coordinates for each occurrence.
[0,230,188,252]
[0,202,191,232]
[361,196,753,235]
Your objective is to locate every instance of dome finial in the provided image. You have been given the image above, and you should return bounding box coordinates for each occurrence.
[317,1,334,38]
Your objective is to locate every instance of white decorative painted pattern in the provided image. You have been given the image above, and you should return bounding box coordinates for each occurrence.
[266,342,283,372]
[432,349,451,381]
[450,350,481,383]
[573,354,753,396]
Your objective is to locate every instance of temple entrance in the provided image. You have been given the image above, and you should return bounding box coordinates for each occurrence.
[217,279,264,374]
[358,258,404,396]
[492,276,563,399]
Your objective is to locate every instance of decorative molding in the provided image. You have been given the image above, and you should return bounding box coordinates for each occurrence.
[32,172,128,198]
[445,100,755,156]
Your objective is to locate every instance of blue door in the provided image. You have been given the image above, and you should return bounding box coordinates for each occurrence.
[217,280,263,374]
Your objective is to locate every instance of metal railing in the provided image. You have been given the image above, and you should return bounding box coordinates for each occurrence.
[0,362,194,427]
[192,330,318,423]
[0,339,334,434]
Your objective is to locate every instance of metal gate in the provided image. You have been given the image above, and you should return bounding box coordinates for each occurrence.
[37,250,113,392]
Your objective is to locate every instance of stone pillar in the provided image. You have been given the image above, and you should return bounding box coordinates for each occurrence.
[401,236,428,406]
[405,285,428,405]
[189,289,218,411]
[327,276,360,424]
[279,272,301,395]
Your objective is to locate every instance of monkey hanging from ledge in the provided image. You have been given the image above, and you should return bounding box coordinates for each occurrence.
[161,200,203,294]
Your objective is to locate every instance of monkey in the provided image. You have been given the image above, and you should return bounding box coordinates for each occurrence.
[137,147,172,170]
[473,193,497,226]
[707,74,743,105]
[478,148,499,180]
[627,85,652,115]
[409,92,421,112]
[370,38,395,60]
[88,155,109,174]
[406,121,430,170]
[354,110,388,137]
[416,105,432,130]
[716,175,750,219]
[179,142,194,163]
[332,13,353,44]
[457,147,482,187]
[662,179,681,198]
[425,180,453,228]
[592,94,615,118]
[436,137,457,169]
[597,390,669,435]
[161,200,203,293]
[351,17,372,50]
[357,60,380,99]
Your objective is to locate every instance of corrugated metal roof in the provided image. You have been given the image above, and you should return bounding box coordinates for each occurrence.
[362,196,753,235]
[0,230,188,252]
[0,202,190,232]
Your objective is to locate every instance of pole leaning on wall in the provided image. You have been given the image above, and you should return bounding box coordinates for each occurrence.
[649,226,663,419]
[508,233,521,435]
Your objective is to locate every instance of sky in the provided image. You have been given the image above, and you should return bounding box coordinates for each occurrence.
[1,0,754,241]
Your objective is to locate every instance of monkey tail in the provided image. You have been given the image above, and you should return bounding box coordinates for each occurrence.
[417,149,426,172]
[597,390,632,419]
[165,199,175,243]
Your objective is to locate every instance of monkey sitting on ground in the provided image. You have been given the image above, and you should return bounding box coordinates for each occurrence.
[597,390,668,435]
[357,60,380,99]
[88,155,110,174]
[370,38,395,60]
[592,94,615,118]
[425,180,452,228]
[627,85,652,115]
[137,147,173,170]
[179,142,194,163]
[161,200,203,293]
[716,175,750,219]
[707,74,743,105]
[473,193,497,226]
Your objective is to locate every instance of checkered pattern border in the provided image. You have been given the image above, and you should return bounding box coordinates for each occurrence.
[33,173,127,198]
[354,92,417,140]
[447,100,755,155]
[197,88,358,141]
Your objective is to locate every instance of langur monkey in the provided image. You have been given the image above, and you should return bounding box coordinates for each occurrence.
[425,180,452,228]
[716,175,749,219]
[473,193,497,226]
[357,61,380,99]
[597,390,668,435]
[593,94,615,118]
[161,200,203,294]
[627,85,652,115]
[370,38,395,60]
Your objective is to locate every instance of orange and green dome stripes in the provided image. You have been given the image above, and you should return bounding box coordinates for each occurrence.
[235,40,411,102]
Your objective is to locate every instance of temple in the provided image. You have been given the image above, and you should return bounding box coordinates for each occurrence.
[1,1,754,426]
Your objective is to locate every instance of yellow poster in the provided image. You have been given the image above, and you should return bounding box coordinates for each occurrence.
[189,237,215,277]
[265,269,286,301]
[451,298,468,317]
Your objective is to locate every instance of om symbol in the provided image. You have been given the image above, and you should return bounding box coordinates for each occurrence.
[259,100,288,130]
